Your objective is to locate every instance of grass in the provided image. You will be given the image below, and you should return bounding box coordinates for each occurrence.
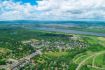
[74,51,105,70]
[94,54,105,68]
[44,51,69,57]
[73,51,94,64]
[74,55,87,64]
[0,48,11,54]
[98,37,105,47]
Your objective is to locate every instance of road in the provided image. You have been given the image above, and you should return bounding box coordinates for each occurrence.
[76,51,105,70]
[8,50,42,70]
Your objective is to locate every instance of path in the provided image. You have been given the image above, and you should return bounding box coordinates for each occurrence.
[76,51,105,70]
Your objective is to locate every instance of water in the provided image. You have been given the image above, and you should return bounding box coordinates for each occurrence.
[35,27,105,37]
[1,20,105,36]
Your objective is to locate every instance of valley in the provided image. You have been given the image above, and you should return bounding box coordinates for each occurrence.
[0,21,105,70]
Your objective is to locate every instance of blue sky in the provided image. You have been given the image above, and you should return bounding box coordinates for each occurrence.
[14,0,38,5]
[0,0,105,20]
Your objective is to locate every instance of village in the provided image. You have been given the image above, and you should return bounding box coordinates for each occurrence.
[0,35,88,70]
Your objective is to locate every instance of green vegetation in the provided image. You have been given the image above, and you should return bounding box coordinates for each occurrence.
[0,23,105,70]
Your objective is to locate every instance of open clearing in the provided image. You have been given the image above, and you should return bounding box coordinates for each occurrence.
[73,51,105,70]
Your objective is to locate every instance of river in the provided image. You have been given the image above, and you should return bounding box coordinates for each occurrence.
[34,27,105,37]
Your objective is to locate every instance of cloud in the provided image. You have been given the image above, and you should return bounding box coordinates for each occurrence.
[0,0,105,20]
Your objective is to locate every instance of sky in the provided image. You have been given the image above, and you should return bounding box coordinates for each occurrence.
[0,0,105,21]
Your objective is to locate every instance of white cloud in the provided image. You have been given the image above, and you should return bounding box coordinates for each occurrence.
[0,0,105,20]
